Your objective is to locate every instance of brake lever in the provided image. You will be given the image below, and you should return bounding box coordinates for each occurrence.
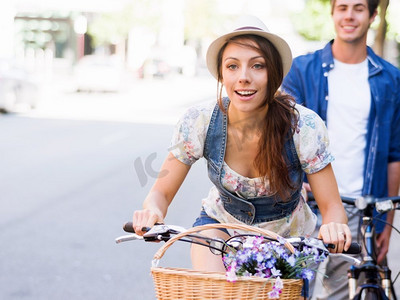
[286,237,362,266]
[331,253,362,266]
[143,224,182,242]
[286,237,330,256]
[115,233,144,244]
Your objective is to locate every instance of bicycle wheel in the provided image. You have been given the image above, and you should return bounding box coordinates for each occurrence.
[357,287,389,300]
[363,290,379,300]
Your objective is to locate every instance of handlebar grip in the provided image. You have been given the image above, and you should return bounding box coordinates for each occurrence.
[343,242,361,255]
[122,222,160,233]
[123,222,135,233]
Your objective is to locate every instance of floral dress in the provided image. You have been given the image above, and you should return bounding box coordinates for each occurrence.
[170,101,334,237]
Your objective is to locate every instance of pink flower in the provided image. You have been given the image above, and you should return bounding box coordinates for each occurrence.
[226,264,238,282]
[267,289,280,299]
[274,277,284,289]
[268,277,283,299]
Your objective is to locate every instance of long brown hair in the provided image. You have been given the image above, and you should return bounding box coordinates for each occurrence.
[216,34,298,199]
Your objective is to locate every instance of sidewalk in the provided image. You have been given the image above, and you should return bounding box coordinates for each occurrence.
[25,73,216,124]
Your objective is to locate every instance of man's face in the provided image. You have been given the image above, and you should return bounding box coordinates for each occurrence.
[332,0,376,44]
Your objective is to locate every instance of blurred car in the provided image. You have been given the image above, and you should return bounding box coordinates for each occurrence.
[73,55,124,92]
[138,57,171,79]
[0,60,40,113]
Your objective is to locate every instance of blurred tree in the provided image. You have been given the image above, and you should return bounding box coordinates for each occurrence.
[291,0,333,41]
[183,0,221,41]
[87,0,162,49]
[374,0,389,56]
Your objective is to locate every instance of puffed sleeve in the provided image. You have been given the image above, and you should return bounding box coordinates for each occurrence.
[169,102,214,165]
[293,104,335,174]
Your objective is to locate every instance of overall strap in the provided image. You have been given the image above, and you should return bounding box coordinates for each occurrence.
[203,98,229,170]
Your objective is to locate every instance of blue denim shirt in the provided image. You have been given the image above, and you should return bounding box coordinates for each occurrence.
[203,97,303,225]
[282,41,400,231]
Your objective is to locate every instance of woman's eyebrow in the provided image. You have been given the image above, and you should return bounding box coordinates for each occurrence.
[223,56,238,62]
[224,56,264,62]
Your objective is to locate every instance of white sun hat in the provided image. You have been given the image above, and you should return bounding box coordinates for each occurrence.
[206,15,292,80]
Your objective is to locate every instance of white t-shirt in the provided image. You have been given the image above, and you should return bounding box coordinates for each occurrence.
[327,58,370,197]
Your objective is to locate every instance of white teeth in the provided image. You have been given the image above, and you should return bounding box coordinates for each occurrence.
[237,91,255,96]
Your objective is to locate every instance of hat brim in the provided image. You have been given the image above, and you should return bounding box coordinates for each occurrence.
[206,30,292,80]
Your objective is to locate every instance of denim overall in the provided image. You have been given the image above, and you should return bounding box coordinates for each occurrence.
[203,98,304,225]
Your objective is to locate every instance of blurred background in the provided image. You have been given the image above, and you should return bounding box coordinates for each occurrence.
[0,0,398,117]
[0,0,399,116]
[0,0,399,299]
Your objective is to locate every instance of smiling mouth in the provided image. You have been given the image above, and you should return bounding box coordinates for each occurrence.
[235,90,256,96]
[342,25,356,31]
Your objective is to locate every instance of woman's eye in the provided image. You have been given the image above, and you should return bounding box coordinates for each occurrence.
[227,64,238,70]
[253,63,264,69]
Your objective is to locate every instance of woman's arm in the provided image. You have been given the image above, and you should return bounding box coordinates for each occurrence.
[306,163,351,253]
[132,152,191,234]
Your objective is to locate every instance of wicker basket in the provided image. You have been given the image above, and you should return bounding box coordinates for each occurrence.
[151,223,304,299]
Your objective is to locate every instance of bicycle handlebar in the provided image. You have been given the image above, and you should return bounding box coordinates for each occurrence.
[307,192,400,213]
[118,222,361,255]
[123,222,140,233]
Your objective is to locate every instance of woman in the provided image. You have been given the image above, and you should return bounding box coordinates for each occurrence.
[132,15,351,272]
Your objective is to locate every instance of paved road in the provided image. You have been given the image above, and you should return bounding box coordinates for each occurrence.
[0,113,212,300]
[0,75,215,299]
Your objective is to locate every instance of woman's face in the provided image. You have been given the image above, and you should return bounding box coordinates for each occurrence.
[221,39,268,115]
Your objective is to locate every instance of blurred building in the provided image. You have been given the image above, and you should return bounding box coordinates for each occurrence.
[1,0,397,83]
[0,0,186,79]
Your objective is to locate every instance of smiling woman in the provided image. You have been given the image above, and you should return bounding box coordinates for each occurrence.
[130,15,351,281]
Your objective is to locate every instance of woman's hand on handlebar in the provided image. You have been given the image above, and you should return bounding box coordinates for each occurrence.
[132,209,164,236]
[318,222,352,253]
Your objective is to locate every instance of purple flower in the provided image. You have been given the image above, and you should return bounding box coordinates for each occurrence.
[267,289,280,299]
[226,263,238,282]
[274,245,286,257]
[274,277,283,289]
[243,236,257,249]
[223,235,326,285]
[271,267,282,277]
[267,278,283,299]
[256,252,264,263]
[301,269,315,280]
[287,255,296,267]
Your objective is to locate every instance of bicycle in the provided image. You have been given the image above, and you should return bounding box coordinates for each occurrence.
[308,193,400,300]
[116,222,361,299]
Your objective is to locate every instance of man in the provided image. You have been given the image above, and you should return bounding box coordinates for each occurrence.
[281,0,400,299]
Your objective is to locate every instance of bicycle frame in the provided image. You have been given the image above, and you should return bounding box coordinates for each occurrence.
[344,196,397,300]
[306,193,399,300]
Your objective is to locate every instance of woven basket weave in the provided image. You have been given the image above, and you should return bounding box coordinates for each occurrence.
[151,223,303,299]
